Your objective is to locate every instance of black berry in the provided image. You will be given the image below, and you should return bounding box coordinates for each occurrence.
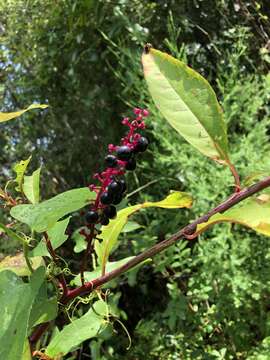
[105,154,118,168]
[116,145,132,160]
[85,210,99,224]
[100,191,113,205]
[134,137,149,152]
[125,157,136,171]
[119,179,127,193]
[100,215,110,226]
[103,205,117,219]
[112,193,123,205]
[108,181,122,195]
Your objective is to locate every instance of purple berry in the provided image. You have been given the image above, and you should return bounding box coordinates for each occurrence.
[108,181,122,195]
[125,157,136,171]
[105,154,118,168]
[85,210,99,224]
[119,179,127,193]
[116,145,132,160]
[103,205,117,219]
[100,191,113,205]
[134,137,149,153]
[101,215,110,226]
[112,193,122,205]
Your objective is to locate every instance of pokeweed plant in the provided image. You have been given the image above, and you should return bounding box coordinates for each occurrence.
[1,45,270,360]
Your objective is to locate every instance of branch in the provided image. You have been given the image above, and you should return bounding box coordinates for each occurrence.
[63,176,270,303]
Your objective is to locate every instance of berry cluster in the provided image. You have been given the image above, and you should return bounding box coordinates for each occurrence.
[84,108,149,228]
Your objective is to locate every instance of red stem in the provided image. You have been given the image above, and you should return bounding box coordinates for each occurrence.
[63,175,270,303]
[227,160,241,192]
[31,176,270,346]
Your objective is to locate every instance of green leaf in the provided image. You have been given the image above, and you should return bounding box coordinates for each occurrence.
[45,300,109,357]
[196,194,270,236]
[0,267,45,360]
[29,282,58,328]
[13,156,32,193]
[21,341,31,360]
[71,257,135,286]
[30,216,71,257]
[0,253,44,276]
[23,168,41,204]
[94,191,192,271]
[142,48,229,162]
[73,227,87,253]
[0,104,48,123]
[10,187,95,232]
[122,221,142,233]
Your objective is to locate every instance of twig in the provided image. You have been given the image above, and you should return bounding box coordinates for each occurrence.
[227,160,241,192]
[63,175,270,303]
[30,176,270,345]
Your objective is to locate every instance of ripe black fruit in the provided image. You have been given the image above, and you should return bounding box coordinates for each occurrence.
[134,137,149,152]
[116,145,132,160]
[103,205,117,219]
[119,179,127,193]
[100,215,110,226]
[108,181,122,195]
[100,191,113,205]
[112,193,122,205]
[125,157,136,171]
[105,154,118,168]
[85,210,99,224]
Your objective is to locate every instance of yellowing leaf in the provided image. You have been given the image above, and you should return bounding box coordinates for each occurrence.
[0,253,44,276]
[95,192,192,273]
[197,194,270,236]
[0,104,48,123]
[142,48,229,162]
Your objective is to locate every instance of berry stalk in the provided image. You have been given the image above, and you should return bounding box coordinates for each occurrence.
[80,108,150,283]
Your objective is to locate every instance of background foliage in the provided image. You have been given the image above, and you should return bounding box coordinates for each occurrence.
[1,0,270,358]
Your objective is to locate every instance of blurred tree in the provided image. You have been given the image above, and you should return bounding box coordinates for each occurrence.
[1,0,269,194]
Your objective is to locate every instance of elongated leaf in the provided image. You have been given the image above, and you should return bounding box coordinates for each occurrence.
[196,194,270,236]
[30,217,71,257]
[23,168,41,204]
[95,192,192,271]
[0,104,48,123]
[142,47,228,161]
[22,341,31,360]
[0,253,44,276]
[10,187,95,232]
[29,282,58,328]
[0,267,45,360]
[122,221,142,233]
[45,300,109,357]
[13,156,32,192]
